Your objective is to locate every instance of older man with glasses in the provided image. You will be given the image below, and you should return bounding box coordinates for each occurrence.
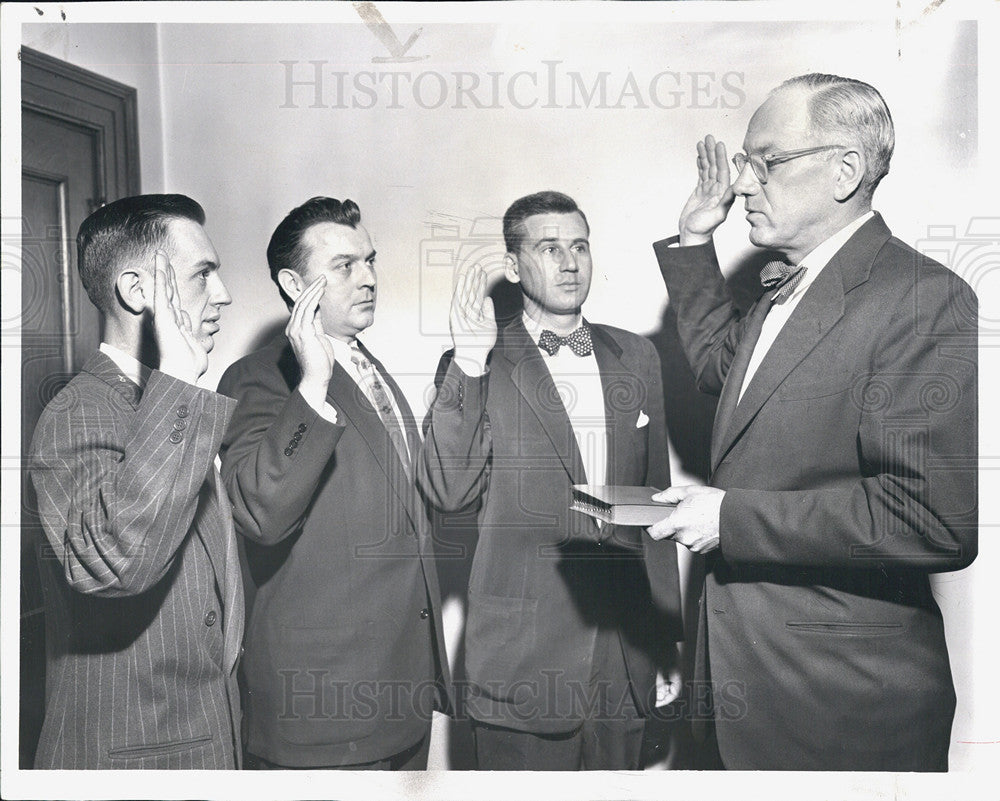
[649,73,977,771]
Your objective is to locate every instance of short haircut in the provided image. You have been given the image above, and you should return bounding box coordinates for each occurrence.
[267,196,362,306]
[76,194,205,314]
[502,191,590,254]
[778,73,895,199]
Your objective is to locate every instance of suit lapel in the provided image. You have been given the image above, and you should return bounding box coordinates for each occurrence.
[591,324,642,485]
[710,214,890,474]
[327,352,424,534]
[710,297,773,471]
[498,319,587,484]
[716,272,845,471]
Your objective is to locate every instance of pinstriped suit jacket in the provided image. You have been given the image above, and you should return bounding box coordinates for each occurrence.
[29,351,244,769]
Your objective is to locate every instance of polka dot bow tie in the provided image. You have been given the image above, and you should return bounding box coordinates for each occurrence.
[537,324,593,357]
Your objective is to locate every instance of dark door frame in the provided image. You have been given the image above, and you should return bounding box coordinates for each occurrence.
[20,45,141,769]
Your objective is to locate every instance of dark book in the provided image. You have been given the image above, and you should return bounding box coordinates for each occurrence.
[570,484,676,526]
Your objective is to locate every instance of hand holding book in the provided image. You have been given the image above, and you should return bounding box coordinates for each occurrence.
[570,485,677,527]
[646,485,724,554]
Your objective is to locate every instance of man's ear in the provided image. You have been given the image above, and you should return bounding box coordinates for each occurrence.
[503,253,520,284]
[834,148,866,201]
[115,268,149,315]
[277,268,305,303]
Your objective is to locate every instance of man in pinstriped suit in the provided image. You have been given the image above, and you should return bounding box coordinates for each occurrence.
[29,195,244,769]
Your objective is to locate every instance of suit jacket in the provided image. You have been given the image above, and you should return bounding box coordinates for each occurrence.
[422,318,683,733]
[28,351,243,769]
[654,213,978,770]
[218,336,452,767]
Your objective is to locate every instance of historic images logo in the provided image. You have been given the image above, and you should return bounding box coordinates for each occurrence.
[279,4,746,111]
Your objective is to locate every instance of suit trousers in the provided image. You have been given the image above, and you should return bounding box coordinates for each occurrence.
[472,627,644,770]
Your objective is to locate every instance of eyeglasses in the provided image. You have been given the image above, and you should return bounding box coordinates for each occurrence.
[732,145,845,184]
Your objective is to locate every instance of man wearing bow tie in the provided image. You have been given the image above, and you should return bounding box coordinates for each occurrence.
[422,191,683,770]
[650,74,977,770]
[217,197,451,769]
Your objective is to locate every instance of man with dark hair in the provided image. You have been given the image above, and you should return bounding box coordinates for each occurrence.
[650,73,977,770]
[29,194,242,768]
[421,190,683,770]
[217,196,452,769]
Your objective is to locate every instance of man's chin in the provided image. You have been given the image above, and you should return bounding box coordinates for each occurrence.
[747,226,773,248]
[352,310,375,331]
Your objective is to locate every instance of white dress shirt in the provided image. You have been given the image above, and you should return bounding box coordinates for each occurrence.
[738,211,874,402]
[99,342,153,389]
[523,312,607,487]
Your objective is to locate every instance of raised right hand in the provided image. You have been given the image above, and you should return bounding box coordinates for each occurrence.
[152,251,207,383]
[678,135,737,246]
[449,262,497,374]
[287,275,335,397]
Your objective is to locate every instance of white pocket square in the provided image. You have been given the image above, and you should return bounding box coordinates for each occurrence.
[636,411,649,428]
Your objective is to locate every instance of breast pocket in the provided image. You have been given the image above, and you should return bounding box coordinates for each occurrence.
[775,373,856,402]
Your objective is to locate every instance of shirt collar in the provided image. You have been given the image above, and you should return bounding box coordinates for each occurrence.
[324,334,358,367]
[779,210,875,302]
[521,310,584,348]
[99,342,153,389]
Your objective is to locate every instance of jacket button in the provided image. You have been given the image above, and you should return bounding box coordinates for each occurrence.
[420,608,430,620]
[297,423,307,433]
[292,431,302,442]
[204,610,217,626]
[173,419,187,431]
[284,447,294,457]
[177,405,189,418]
[168,431,183,444]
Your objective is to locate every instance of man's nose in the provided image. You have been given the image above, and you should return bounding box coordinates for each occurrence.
[560,248,578,271]
[212,274,233,306]
[732,161,761,196]
[357,262,376,287]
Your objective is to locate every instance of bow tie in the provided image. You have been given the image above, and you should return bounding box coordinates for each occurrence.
[760,260,808,304]
[537,324,593,357]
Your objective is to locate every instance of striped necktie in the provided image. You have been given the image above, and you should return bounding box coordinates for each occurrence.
[350,346,412,477]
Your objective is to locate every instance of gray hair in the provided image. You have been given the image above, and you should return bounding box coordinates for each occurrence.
[778,73,895,199]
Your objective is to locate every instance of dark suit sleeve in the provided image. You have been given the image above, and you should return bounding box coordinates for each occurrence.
[653,237,753,396]
[29,371,235,596]
[419,350,492,512]
[721,270,978,572]
[217,354,346,545]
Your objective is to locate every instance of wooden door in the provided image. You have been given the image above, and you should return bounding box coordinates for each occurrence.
[19,47,139,768]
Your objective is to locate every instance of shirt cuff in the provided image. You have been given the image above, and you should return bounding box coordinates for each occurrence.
[318,402,338,425]
[297,385,338,425]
